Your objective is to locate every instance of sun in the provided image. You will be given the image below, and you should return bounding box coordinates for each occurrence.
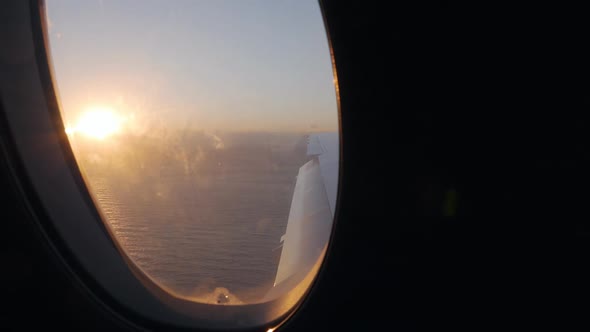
[66,107,122,140]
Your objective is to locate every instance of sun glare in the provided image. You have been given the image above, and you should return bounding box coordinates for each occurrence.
[66,107,122,140]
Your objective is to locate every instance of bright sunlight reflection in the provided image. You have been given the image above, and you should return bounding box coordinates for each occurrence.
[66,107,123,140]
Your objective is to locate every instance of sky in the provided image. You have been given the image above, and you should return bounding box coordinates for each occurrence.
[45,0,339,134]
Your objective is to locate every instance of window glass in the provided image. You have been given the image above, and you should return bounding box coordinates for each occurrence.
[46,0,339,305]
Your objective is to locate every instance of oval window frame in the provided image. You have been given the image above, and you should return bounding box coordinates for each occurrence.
[0,0,342,330]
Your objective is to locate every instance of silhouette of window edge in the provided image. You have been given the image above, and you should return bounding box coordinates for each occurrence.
[0,0,343,331]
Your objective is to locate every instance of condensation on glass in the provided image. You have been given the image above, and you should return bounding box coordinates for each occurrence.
[45,0,339,306]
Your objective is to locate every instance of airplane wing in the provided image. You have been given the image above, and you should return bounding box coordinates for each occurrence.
[266,132,339,297]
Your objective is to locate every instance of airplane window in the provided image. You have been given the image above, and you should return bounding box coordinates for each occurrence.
[44,0,339,316]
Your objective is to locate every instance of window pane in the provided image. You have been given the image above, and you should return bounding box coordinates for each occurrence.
[46,0,339,305]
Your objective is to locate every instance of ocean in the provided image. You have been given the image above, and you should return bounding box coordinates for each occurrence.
[75,131,309,303]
